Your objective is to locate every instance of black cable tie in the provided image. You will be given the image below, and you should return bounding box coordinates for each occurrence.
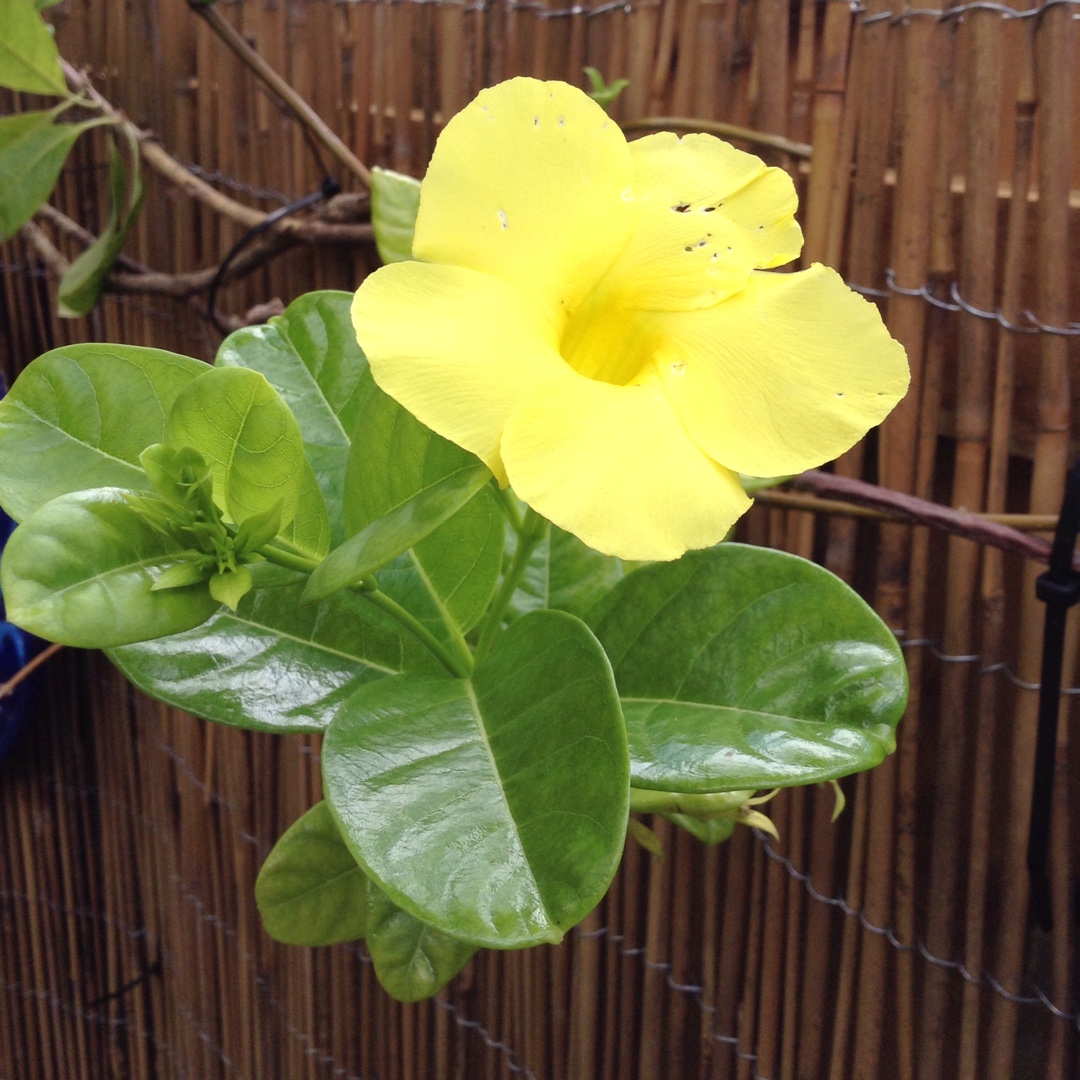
[1027,454,1080,931]
[206,176,342,333]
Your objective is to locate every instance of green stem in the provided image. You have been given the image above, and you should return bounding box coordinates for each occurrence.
[628,788,756,817]
[496,486,525,534]
[362,588,472,678]
[475,507,546,659]
[259,542,320,575]
[259,542,469,677]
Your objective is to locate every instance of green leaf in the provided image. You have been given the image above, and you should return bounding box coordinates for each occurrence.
[304,462,490,604]
[323,609,629,949]
[256,801,369,946]
[277,456,332,560]
[370,166,421,264]
[1,488,221,647]
[216,290,368,544]
[366,880,476,1002]
[0,111,108,242]
[343,368,501,633]
[509,519,628,623]
[108,563,444,733]
[0,0,68,95]
[592,545,908,793]
[165,366,310,527]
[0,344,207,523]
[583,66,629,111]
[58,129,146,318]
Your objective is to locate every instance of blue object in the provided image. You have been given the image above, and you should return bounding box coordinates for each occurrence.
[0,375,37,761]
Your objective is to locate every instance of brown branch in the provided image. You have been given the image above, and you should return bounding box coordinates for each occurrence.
[60,62,372,245]
[189,0,372,189]
[0,642,64,701]
[789,469,1071,569]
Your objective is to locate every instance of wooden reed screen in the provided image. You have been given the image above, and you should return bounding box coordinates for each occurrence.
[1,1,1079,1077]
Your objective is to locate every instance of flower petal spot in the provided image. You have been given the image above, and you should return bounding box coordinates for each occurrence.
[670,361,687,376]
[672,203,691,213]
[498,209,509,230]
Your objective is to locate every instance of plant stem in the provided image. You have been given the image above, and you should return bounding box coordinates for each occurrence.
[407,551,475,676]
[496,486,524,534]
[628,788,756,817]
[475,507,546,659]
[0,642,65,701]
[259,543,320,575]
[361,589,472,678]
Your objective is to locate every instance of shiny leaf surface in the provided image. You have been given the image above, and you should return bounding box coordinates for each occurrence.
[256,801,369,946]
[592,545,907,792]
[323,610,628,948]
[217,291,367,543]
[0,344,205,522]
[304,462,490,603]
[365,883,476,1002]
[2,488,219,647]
[109,564,442,733]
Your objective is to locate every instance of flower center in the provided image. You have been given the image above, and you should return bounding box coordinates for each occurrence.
[559,286,657,387]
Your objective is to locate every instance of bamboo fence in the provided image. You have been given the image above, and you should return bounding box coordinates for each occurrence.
[1,1,1079,1077]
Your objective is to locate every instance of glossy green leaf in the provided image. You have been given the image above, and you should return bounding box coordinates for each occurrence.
[592,545,907,793]
[509,519,628,623]
[323,609,629,948]
[1,488,220,647]
[165,366,309,527]
[0,0,68,95]
[216,290,367,543]
[304,462,490,603]
[0,344,207,523]
[345,369,501,633]
[366,879,476,1002]
[108,564,443,733]
[0,111,109,242]
[370,166,421,264]
[278,456,332,560]
[58,129,145,318]
[256,801,369,946]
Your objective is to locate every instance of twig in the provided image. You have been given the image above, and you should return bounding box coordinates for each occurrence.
[60,62,372,244]
[791,470,1069,568]
[35,204,152,274]
[756,488,1059,532]
[0,642,64,701]
[189,0,372,188]
[621,117,813,160]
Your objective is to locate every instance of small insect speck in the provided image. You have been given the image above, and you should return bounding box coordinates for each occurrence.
[533,116,540,126]
[557,116,565,126]
[684,245,693,253]
[703,206,716,213]
[498,209,508,229]
[672,203,691,213]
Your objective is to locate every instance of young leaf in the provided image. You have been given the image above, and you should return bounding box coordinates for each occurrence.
[0,0,69,95]
[370,166,421,264]
[1,488,220,647]
[165,366,308,527]
[661,813,736,846]
[58,129,146,318]
[256,801,369,946]
[108,564,445,733]
[591,545,908,793]
[216,290,368,543]
[209,564,253,610]
[365,881,476,1002]
[322,609,629,949]
[0,344,207,523]
[303,462,490,603]
[0,111,109,242]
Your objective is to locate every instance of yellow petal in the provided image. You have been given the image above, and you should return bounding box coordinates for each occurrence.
[655,265,910,477]
[501,370,751,561]
[413,78,636,327]
[585,132,803,313]
[351,261,566,481]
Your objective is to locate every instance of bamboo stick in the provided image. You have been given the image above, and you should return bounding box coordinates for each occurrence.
[987,11,1076,1079]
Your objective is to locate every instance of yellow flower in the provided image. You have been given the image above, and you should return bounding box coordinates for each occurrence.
[352,78,908,560]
